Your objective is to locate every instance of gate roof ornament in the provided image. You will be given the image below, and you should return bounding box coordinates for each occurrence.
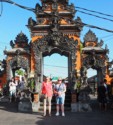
[27,0,83,37]
[9,31,30,49]
[84,30,98,43]
[4,32,30,55]
[41,0,69,4]
[82,30,109,54]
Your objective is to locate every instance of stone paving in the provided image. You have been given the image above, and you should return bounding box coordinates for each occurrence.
[0,96,113,125]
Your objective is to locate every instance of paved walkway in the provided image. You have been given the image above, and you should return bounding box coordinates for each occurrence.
[0,96,113,125]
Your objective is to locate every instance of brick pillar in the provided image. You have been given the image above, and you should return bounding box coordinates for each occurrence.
[71,93,78,112]
[71,93,77,103]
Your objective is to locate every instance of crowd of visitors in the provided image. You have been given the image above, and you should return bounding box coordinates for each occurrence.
[2,75,113,116]
[7,76,67,116]
[97,79,113,111]
[8,77,25,102]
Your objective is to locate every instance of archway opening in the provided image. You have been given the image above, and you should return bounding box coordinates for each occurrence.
[43,53,68,85]
[15,68,26,80]
[13,68,27,87]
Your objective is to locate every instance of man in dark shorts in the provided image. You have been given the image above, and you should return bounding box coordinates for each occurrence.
[97,80,108,111]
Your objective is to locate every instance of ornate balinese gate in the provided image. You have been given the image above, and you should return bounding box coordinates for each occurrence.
[28,0,83,92]
[4,32,30,82]
[81,30,109,86]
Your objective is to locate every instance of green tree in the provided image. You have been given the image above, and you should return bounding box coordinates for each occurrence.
[15,69,24,76]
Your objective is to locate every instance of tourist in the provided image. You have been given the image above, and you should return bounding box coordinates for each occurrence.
[103,79,108,91]
[19,77,25,91]
[97,80,108,111]
[9,78,17,102]
[41,77,53,116]
[54,78,66,116]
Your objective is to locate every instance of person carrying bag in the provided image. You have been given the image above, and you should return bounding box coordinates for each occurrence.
[54,78,66,117]
[41,77,53,116]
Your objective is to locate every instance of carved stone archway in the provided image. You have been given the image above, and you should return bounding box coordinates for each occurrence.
[81,30,109,86]
[32,31,78,90]
[81,53,106,85]
[7,55,30,81]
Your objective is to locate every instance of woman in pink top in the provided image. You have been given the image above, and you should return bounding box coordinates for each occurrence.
[41,77,53,116]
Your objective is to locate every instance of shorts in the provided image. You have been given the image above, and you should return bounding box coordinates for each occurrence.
[98,97,107,104]
[9,90,16,97]
[56,96,65,105]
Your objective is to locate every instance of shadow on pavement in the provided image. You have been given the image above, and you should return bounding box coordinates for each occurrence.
[0,101,18,113]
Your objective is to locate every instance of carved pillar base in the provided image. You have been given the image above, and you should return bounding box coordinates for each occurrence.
[33,93,39,102]
[29,71,35,78]
[32,93,40,112]
[71,93,77,103]
[32,101,40,112]
[71,93,77,112]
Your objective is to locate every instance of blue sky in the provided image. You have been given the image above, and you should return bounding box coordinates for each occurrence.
[0,0,113,78]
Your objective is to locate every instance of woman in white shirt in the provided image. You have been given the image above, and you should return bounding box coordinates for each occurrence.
[9,78,17,102]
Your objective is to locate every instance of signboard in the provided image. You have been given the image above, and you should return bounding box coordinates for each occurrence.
[52,77,58,82]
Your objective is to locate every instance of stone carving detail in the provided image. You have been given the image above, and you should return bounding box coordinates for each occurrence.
[52,1,58,10]
[28,17,36,27]
[65,3,76,16]
[50,12,60,30]
[105,44,109,54]
[74,17,83,31]
[80,66,88,85]
[77,85,92,112]
[84,30,98,43]
[81,53,106,85]
[38,18,45,24]
[97,39,104,47]
[82,55,105,69]
[35,3,42,13]
[10,56,29,70]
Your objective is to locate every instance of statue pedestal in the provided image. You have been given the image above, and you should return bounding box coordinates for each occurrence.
[78,102,92,112]
[71,103,78,112]
[18,91,40,113]
[71,87,92,112]
[18,98,32,113]
[71,102,92,112]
